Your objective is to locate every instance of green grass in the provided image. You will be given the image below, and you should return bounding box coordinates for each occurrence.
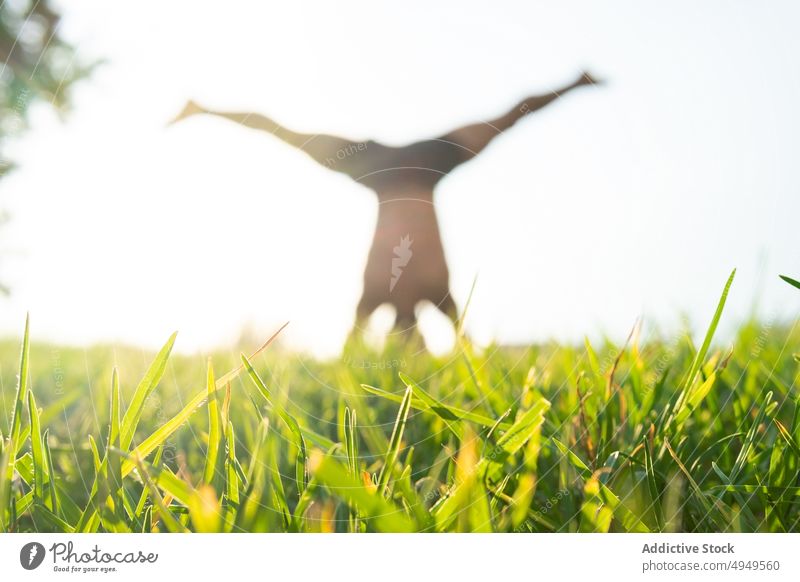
[1,270,799,532]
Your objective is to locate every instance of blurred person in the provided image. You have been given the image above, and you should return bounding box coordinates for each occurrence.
[170,71,601,343]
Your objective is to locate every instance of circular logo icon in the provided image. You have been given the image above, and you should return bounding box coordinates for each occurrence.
[20,542,46,570]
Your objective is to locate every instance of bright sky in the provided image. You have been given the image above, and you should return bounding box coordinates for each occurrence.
[0,0,799,356]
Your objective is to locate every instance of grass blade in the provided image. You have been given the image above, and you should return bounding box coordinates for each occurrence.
[376,385,413,496]
[780,274,800,290]
[552,438,650,532]
[202,360,222,487]
[399,373,464,439]
[134,455,187,533]
[643,436,664,531]
[107,368,125,524]
[120,332,177,450]
[241,354,308,493]
[10,314,30,446]
[118,324,288,477]
[679,269,735,397]
[0,437,13,532]
[134,445,164,518]
[224,420,239,531]
[27,391,44,502]
[361,383,506,430]
[43,431,59,514]
[309,451,416,532]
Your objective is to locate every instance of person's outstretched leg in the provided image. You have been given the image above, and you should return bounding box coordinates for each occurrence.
[168,100,382,178]
[169,100,316,145]
[438,71,603,167]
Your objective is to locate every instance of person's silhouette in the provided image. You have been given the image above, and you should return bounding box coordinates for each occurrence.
[170,72,601,340]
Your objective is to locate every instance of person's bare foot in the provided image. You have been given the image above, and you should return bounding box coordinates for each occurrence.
[167,100,204,126]
[575,71,604,88]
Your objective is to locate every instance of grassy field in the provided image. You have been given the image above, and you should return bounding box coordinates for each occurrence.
[1,270,799,533]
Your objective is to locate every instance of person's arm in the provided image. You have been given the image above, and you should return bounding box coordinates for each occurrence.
[168,100,374,174]
[438,71,602,164]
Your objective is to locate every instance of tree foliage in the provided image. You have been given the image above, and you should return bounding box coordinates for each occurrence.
[0,0,91,174]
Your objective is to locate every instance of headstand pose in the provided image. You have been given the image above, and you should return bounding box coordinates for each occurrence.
[170,71,600,339]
